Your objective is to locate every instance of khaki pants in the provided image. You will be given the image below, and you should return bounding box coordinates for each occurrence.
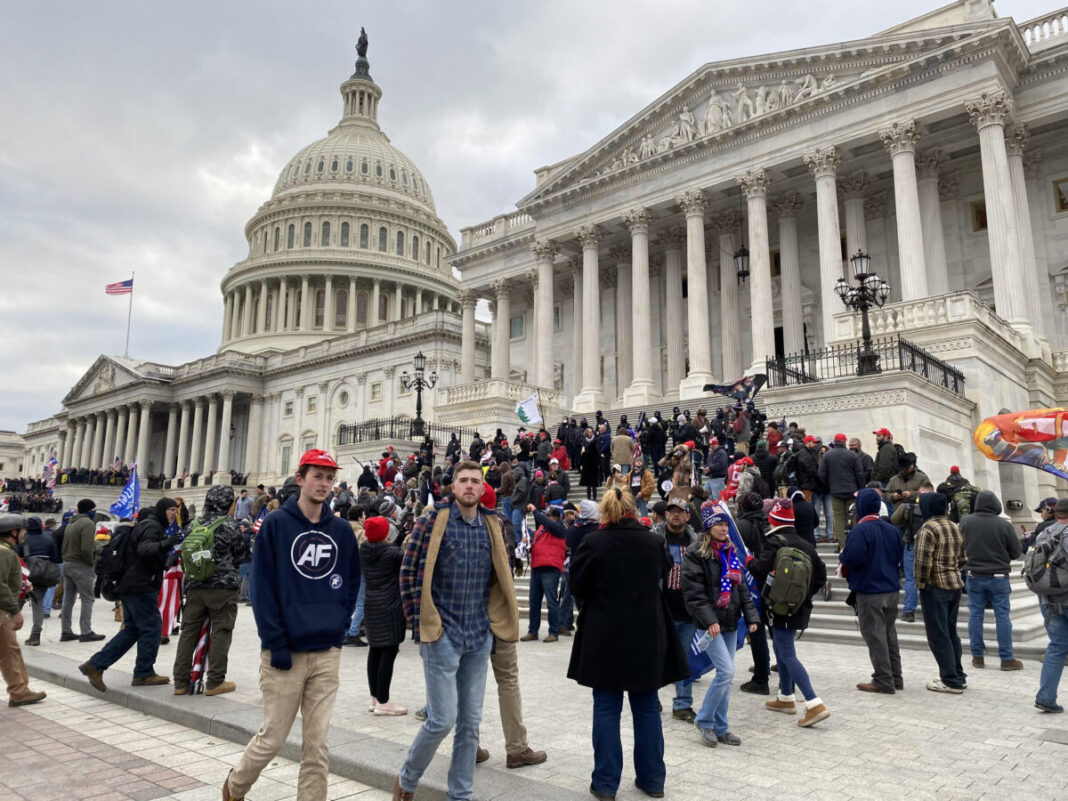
[490,639,528,756]
[172,587,238,689]
[831,496,852,551]
[0,614,30,701]
[229,648,341,800]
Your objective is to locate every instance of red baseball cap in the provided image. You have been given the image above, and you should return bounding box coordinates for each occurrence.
[834,433,847,443]
[803,435,817,444]
[298,449,339,470]
[873,428,892,438]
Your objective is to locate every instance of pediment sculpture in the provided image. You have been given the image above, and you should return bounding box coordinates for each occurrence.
[92,362,116,394]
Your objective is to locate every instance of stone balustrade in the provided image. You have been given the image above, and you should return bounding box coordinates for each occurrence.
[459,211,535,249]
[1018,9,1068,49]
[439,378,562,407]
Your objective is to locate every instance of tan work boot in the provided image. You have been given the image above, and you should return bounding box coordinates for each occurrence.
[1000,659,1024,671]
[222,769,244,801]
[205,681,236,696]
[79,662,107,693]
[131,674,170,686]
[797,698,830,728]
[392,775,414,801]
[764,694,796,714]
[8,690,47,707]
[507,747,548,768]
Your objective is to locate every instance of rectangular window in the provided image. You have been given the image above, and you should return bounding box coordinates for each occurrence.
[553,304,562,332]
[284,400,294,417]
[302,436,316,452]
[1055,177,1068,214]
[307,396,317,413]
[771,248,782,278]
[970,200,988,232]
[510,314,525,339]
[280,445,291,475]
[370,382,382,401]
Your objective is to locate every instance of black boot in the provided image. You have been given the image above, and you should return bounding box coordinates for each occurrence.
[25,631,41,646]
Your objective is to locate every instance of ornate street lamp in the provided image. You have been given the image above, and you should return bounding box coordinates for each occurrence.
[733,190,749,282]
[834,250,891,376]
[400,351,438,437]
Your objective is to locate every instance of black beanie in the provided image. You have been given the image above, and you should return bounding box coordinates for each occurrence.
[77,499,96,515]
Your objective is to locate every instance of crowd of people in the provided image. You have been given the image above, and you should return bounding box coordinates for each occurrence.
[1,408,1065,801]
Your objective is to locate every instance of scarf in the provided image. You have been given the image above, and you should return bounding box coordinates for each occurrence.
[712,538,743,608]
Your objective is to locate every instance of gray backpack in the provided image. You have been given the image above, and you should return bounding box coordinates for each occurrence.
[1023,524,1068,600]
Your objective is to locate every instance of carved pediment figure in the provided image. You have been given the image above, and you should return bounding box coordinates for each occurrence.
[777,80,794,108]
[93,363,116,394]
[702,95,732,134]
[732,84,754,122]
[677,106,697,142]
[822,74,837,91]
[639,134,656,159]
[754,85,768,116]
[794,74,819,101]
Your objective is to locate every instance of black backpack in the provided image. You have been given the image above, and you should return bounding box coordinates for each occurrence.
[27,557,61,589]
[95,526,133,601]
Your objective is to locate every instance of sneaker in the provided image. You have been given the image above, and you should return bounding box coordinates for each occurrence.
[476,746,490,763]
[131,674,170,687]
[739,680,769,695]
[797,701,830,727]
[392,775,414,801]
[223,770,244,801]
[899,611,915,623]
[716,732,742,746]
[25,633,40,647]
[856,682,895,694]
[369,696,378,712]
[699,728,718,747]
[174,685,190,696]
[79,662,106,693]
[60,632,79,642]
[520,633,539,642]
[926,679,963,694]
[634,778,664,798]
[765,696,796,714]
[544,634,559,643]
[414,706,428,721]
[374,700,408,716]
[1035,699,1064,713]
[205,681,236,696]
[506,747,548,768]
[972,656,985,669]
[671,707,697,723]
[79,631,105,642]
[1000,659,1024,671]
[8,691,46,707]
[343,635,367,647]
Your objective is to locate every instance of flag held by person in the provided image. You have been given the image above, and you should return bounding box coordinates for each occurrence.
[515,391,542,426]
[109,468,140,518]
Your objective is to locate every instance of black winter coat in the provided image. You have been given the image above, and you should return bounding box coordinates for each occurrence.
[790,498,820,546]
[818,444,865,498]
[681,545,759,633]
[736,510,768,559]
[119,515,175,595]
[567,519,690,692]
[746,526,826,631]
[579,441,601,486]
[752,448,778,489]
[359,541,406,647]
[796,448,822,492]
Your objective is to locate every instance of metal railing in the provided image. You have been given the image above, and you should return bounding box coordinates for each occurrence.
[337,417,483,447]
[765,335,965,395]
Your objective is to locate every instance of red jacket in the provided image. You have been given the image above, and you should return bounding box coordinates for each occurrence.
[530,525,566,571]
[550,445,571,471]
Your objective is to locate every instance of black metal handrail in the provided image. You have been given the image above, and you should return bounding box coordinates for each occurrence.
[765,335,965,395]
[337,417,483,447]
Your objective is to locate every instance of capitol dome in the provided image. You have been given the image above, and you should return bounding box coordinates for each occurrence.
[219,37,458,356]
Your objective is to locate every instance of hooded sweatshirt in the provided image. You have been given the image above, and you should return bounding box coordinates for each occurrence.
[251,495,360,659]
[959,490,1022,575]
[839,488,904,594]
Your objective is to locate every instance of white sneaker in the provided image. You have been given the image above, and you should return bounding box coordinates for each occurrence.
[369,696,377,712]
[926,679,963,695]
[374,700,409,716]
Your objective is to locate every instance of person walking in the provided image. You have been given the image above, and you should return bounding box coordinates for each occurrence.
[567,488,689,800]
[0,514,47,707]
[521,505,566,643]
[361,515,407,716]
[818,433,865,550]
[1034,497,1068,712]
[21,516,60,647]
[60,499,104,643]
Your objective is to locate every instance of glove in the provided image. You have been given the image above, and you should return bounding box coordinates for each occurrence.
[269,648,292,671]
[716,590,732,609]
[164,533,182,550]
[727,569,741,586]
[745,554,755,567]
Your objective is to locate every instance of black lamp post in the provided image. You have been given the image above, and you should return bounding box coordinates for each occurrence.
[834,250,891,376]
[400,351,438,437]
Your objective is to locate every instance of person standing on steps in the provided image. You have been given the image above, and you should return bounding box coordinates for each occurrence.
[60,499,104,643]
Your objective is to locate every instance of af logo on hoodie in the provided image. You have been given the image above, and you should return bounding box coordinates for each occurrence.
[291,530,340,582]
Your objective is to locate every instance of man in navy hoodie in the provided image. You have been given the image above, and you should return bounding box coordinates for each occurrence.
[224,449,360,801]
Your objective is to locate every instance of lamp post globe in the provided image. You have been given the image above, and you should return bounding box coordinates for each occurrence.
[401,351,437,438]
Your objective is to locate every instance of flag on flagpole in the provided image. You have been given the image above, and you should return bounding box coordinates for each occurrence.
[105,278,134,295]
[515,391,542,426]
[190,619,212,694]
[109,468,140,518]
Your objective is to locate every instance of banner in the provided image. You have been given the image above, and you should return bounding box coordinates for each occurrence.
[974,408,1068,482]
[703,373,767,403]
[515,391,542,426]
[109,468,140,519]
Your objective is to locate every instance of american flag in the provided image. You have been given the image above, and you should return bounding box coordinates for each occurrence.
[44,452,57,490]
[252,507,267,533]
[105,278,133,295]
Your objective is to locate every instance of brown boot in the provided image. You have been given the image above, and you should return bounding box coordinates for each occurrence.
[222,769,244,801]
[205,681,237,696]
[131,674,170,686]
[507,747,548,768]
[797,698,830,728]
[79,662,107,693]
[1000,659,1024,671]
[476,746,490,763]
[764,695,796,714]
[392,775,414,801]
[8,690,46,707]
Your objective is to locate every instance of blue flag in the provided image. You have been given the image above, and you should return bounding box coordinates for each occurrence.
[713,500,763,649]
[109,468,140,519]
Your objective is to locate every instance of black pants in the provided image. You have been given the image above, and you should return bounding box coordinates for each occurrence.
[586,482,597,500]
[748,620,771,683]
[367,643,399,703]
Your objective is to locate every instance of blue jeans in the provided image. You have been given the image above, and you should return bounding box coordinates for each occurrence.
[511,507,525,539]
[591,689,664,796]
[1038,605,1068,708]
[237,561,252,602]
[966,575,1014,659]
[902,545,917,613]
[399,632,493,800]
[347,580,367,637]
[704,477,726,500]
[813,494,833,540]
[672,621,696,711]
[771,627,815,701]
[528,567,560,636]
[43,564,61,614]
[620,464,630,476]
[88,591,162,679]
[501,497,512,523]
[558,571,574,630]
[695,630,736,735]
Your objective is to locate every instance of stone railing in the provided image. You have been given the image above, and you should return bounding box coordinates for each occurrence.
[831,290,1023,352]
[171,350,265,379]
[439,378,562,407]
[459,211,535,249]
[1018,9,1068,49]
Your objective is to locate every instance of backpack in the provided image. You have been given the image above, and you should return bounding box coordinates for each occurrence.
[950,484,980,523]
[95,526,133,602]
[896,502,924,546]
[26,557,60,589]
[764,533,813,617]
[1023,525,1068,600]
[180,517,228,582]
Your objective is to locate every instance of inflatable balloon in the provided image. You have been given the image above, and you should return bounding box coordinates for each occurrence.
[973,408,1068,482]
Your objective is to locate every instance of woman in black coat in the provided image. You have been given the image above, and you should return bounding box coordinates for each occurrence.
[360,516,407,716]
[567,487,689,799]
[733,491,773,694]
[578,430,601,499]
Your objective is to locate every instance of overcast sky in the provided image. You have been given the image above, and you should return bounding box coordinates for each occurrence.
[0,0,1052,433]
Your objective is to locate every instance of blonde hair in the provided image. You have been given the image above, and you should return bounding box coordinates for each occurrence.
[598,486,637,525]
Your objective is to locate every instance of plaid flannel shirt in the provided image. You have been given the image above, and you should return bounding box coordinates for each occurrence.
[914,516,965,591]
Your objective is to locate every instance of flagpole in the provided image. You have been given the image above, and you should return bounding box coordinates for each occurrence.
[124,271,134,357]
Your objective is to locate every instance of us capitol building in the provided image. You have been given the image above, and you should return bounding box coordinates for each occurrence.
[13,1,1068,515]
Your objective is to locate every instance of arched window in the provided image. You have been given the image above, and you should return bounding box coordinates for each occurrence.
[402,171,408,186]
[273,226,280,252]
[331,158,338,172]
[375,162,383,178]
[346,159,353,173]
[361,160,369,174]
[425,241,431,264]
[411,234,419,260]
[287,224,295,249]
[314,289,325,327]
[378,293,389,322]
[321,221,330,246]
[303,161,311,175]
[303,222,312,247]
[340,222,349,247]
[316,159,324,173]
[356,291,368,325]
[335,289,348,328]
[389,166,397,182]
[396,231,404,255]
[360,224,369,248]
[378,227,387,252]
[265,292,274,330]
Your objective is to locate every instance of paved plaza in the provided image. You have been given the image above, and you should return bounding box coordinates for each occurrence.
[18,600,1068,801]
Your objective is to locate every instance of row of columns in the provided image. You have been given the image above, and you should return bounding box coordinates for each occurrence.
[60,401,153,474]
[166,392,237,479]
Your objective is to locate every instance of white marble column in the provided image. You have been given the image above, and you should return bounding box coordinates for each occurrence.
[738,169,774,373]
[707,211,742,379]
[610,245,633,396]
[175,401,191,477]
[203,395,218,479]
[393,284,402,320]
[114,407,128,468]
[217,392,235,479]
[71,420,85,469]
[459,289,477,383]
[804,146,844,346]
[255,280,268,334]
[879,121,928,301]
[624,208,655,403]
[101,409,117,468]
[676,191,713,397]
[575,225,605,411]
[839,172,869,261]
[371,279,381,324]
[491,280,511,379]
[300,276,311,331]
[657,228,686,395]
[415,288,423,315]
[123,404,139,465]
[1005,123,1044,336]
[240,284,253,337]
[189,398,205,475]
[79,416,94,468]
[569,259,583,400]
[89,412,105,470]
[135,401,152,474]
[772,194,806,355]
[271,282,281,332]
[915,150,950,296]
[228,293,240,341]
[531,240,557,389]
[222,293,234,343]
[163,404,178,479]
[323,275,334,331]
[245,394,263,477]
[59,425,72,470]
[347,277,357,333]
[282,279,294,331]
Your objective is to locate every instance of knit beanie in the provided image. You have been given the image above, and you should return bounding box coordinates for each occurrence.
[855,488,882,518]
[77,498,96,515]
[768,498,795,526]
[480,484,497,509]
[700,500,729,531]
[364,516,390,543]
